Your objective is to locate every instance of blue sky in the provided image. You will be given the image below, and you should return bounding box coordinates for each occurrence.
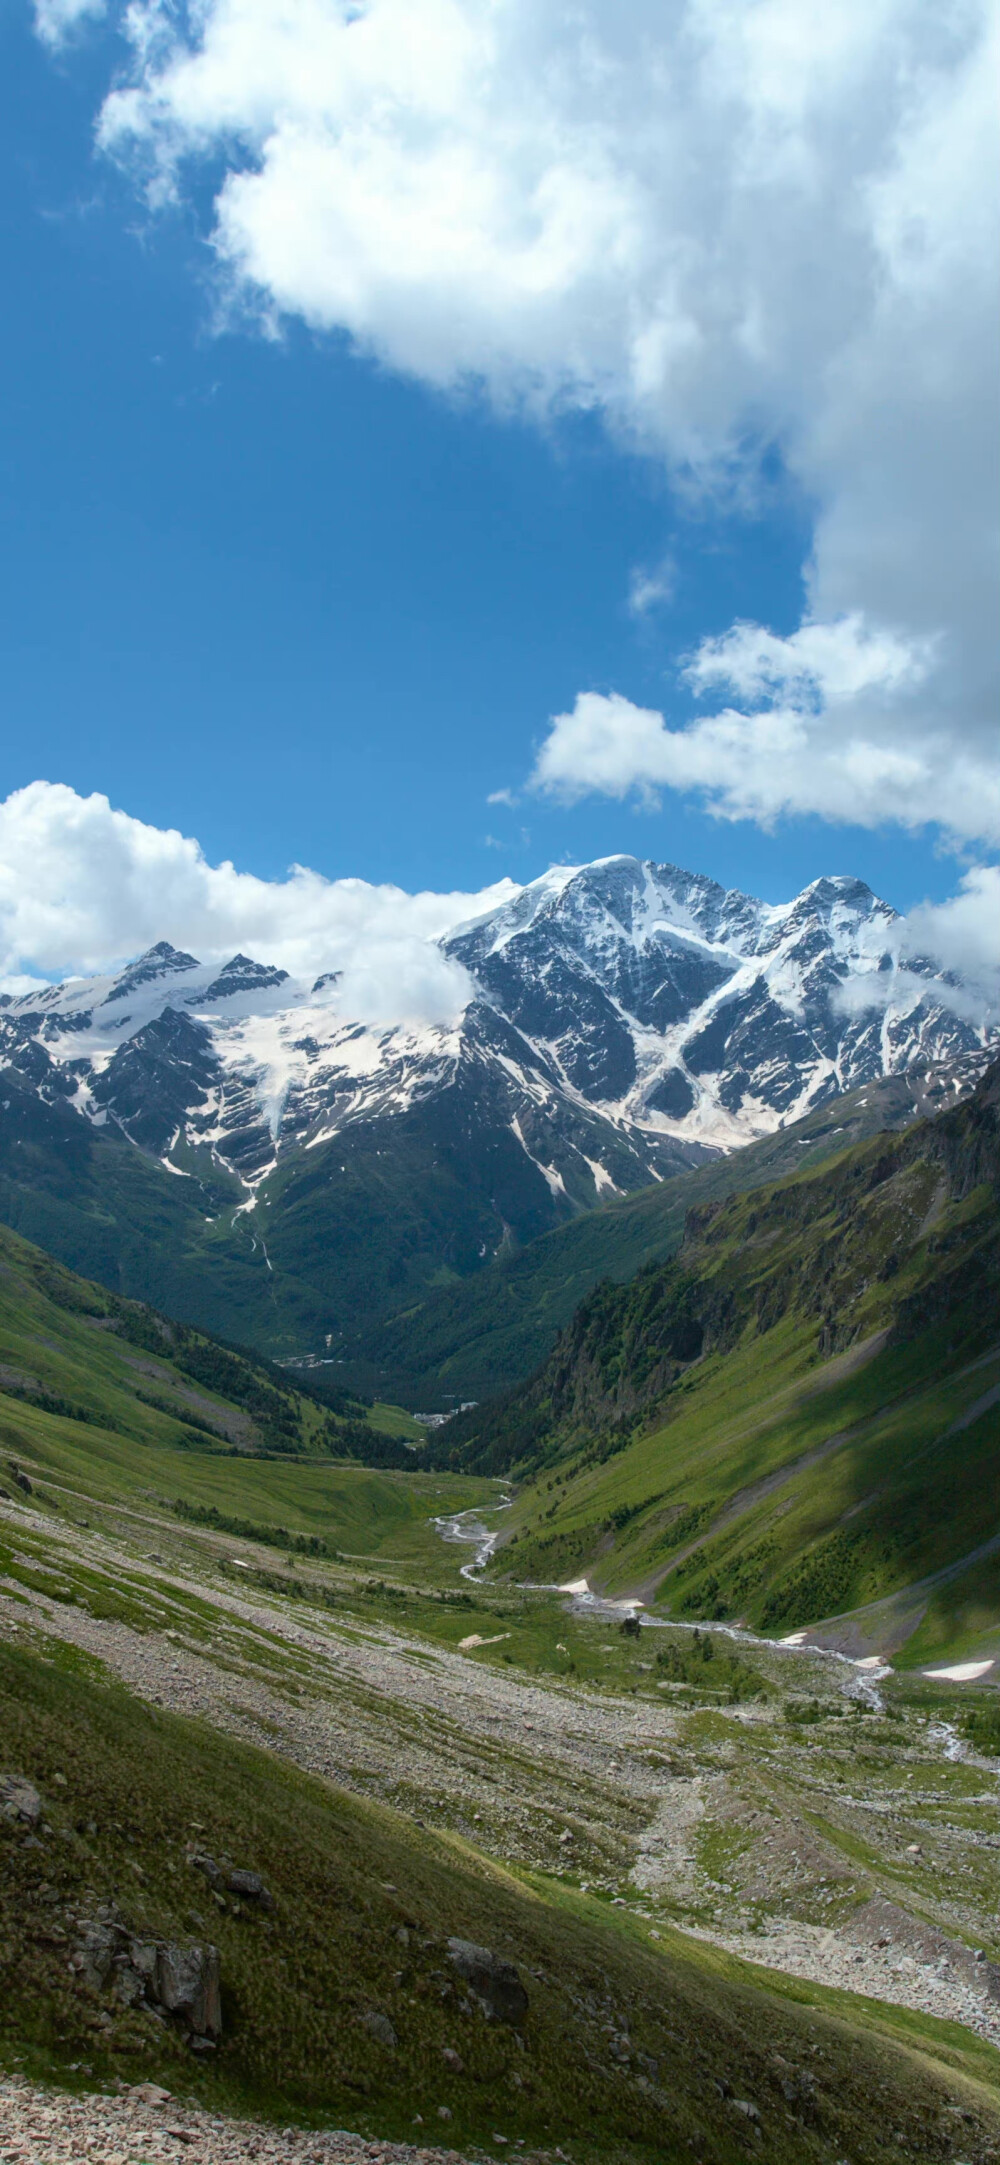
[0,0,996,994]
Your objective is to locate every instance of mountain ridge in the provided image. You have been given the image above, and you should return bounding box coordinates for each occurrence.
[0,853,993,1362]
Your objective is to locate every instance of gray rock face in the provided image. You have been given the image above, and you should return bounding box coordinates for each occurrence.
[73,1912,222,2038]
[446,1939,528,2025]
[445,858,993,1143]
[156,1942,222,2037]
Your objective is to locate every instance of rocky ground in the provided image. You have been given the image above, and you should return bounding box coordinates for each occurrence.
[0,2075,536,2164]
[1,1484,999,2147]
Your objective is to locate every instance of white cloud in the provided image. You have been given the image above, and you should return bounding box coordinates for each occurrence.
[528,671,1000,845]
[899,864,1000,992]
[684,614,936,709]
[628,556,677,618]
[81,0,999,839]
[0,782,517,1025]
[831,864,1000,1023]
[33,0,105,48]
[530,609,1000,845]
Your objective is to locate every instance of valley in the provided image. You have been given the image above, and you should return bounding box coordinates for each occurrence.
[1,1448,1000,2162]
[0,1018,997,2164]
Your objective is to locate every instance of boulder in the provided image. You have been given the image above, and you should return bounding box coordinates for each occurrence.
[77,1921,121,1990]
[0,1775,42,1826]
[446,1939,528,2025]
[156,1943,222,2038]
[77,1916,223,2039]
[187,1849,224,1890]
[127,1939,161,1991]
[226,1868,273,1909]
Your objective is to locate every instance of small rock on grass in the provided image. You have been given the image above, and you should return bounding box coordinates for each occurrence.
[1,1774,42,1825]
[227,1868,274,1908]
[360,2011,399,2049]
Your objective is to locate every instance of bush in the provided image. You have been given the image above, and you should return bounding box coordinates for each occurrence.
[962,1699,1000,1756]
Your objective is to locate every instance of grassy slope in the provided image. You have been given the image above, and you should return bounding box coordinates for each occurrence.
[462,1069,1000,1663]
[0,1221,488,1576]
[0,1070,546,1358]
[0,1069,335,1351]
[3,1636,998,2165]
[341,1066,973,1405]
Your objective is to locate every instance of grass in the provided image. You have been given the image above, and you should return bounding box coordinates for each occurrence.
[469,1082,1000,1663]
[0,1215,498,1575]
[2,1637,999,2165]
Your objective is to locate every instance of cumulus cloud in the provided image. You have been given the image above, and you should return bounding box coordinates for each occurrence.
[79,0,999,838]
[684,615,936,710]
[530,608,1000,842]
[899,864,1000,994]
[0,782,516,1024]
[529,676,1000,844]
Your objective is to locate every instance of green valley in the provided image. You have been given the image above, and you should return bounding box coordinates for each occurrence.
[0,1068,998,2164]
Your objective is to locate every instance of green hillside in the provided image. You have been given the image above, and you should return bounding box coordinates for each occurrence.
[0,1066,333,1350]
[339,1063,978,1405]
[5,1639,998,2164]
[0,1219,514,1579]
[445,1060,1000,1667]
[0,1054,674,1364]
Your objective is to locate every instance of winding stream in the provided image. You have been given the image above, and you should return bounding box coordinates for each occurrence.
[432,1499,512,1580]
[433,1514,898,1701]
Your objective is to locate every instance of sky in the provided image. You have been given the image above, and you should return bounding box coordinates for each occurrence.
[0,0,997,1014]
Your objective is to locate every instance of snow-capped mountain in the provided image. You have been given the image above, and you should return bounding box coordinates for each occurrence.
[444,857,991,1148]
[0,856,990,1202]
[0,855,992,1355]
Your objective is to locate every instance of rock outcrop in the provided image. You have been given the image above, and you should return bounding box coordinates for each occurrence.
[446,1940,528,2025]
[72,1906,221,2040]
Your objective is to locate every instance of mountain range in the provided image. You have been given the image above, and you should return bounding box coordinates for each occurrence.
[0,854,993,1367]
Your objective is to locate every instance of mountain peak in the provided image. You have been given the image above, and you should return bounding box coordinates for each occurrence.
[103,941,201,1005]
[198,954,290,1002]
